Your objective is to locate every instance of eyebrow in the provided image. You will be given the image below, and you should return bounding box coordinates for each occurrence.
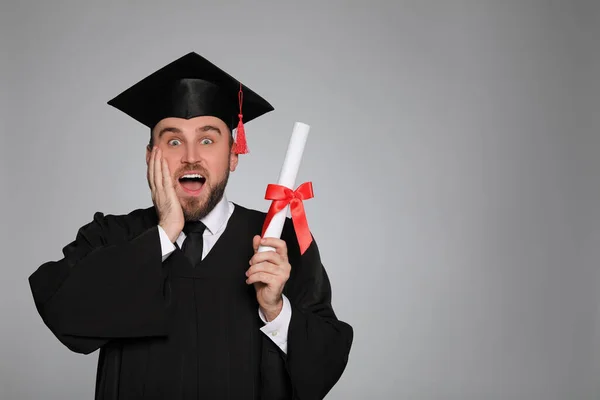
[157,125,222,139]
[197,125,222,135]
[157,127,182,138]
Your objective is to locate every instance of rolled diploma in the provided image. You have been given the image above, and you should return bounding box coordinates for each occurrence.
[258,122,310,253]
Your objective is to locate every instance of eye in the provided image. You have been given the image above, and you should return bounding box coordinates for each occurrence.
[200,138,214,145]
[168,139,182,146]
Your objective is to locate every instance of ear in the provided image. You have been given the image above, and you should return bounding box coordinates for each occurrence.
[229,149,239,172]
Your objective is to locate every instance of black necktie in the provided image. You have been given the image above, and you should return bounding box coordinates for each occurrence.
[181,221,206,267]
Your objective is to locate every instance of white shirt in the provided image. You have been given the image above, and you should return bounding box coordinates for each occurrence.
[157,194,291,353]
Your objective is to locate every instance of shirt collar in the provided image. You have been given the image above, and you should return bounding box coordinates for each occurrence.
[198,193,230,235]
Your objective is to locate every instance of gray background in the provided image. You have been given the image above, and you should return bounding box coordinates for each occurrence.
[1,1,599,399]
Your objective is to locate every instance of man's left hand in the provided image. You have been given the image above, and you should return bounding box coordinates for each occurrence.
[246,236,291,321]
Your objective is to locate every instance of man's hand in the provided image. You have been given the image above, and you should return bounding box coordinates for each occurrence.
[246,236,291,321]
[148,147,184,243]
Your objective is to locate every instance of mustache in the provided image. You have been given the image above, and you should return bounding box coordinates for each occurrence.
[175,164,209,178]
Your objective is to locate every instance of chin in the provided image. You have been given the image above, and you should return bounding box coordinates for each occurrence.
[180,197,208,220]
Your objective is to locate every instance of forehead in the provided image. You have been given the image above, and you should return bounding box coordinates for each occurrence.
[152,116,230,134]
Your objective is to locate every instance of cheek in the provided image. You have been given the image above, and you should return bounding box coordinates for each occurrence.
[167,160,179,176]
[206,154,231,176]
[158,152,179,175]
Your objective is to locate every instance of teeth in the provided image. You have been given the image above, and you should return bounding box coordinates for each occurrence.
[181,174,204,179]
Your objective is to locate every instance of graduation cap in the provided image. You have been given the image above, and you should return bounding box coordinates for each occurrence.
[107,52,274,154]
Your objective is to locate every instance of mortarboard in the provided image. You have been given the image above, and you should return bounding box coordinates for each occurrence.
[107,51,274,154]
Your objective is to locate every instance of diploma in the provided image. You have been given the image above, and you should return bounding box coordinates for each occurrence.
[258,122,311,253]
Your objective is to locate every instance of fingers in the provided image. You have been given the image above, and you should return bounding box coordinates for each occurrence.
[149,147,175,210]
[247,247,291,287]
[253,236,288,260]
[161,156,173,194]
[148,147,156,193]
[149,146,163,192]
[260,237,288,253]
[245,271,275,286]
[154,147,163,192]
[247,260,280,277]
[246,261,290,285]
[247,235,290,272]
[250,249,285,266]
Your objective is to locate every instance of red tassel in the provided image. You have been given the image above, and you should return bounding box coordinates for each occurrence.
[234,83,249,154]
[234,114,249,154]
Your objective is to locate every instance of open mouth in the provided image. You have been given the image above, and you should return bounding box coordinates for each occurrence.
[178,173,206,194]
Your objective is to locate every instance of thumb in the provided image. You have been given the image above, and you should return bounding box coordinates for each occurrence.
[253,235,262,253]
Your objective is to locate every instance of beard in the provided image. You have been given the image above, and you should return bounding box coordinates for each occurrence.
[178,166,230,222]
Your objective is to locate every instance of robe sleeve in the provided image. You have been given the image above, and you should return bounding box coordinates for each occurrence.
[279,220,354,400]
[28,211,170,355]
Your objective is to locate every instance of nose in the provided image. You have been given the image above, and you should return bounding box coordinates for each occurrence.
[181,142,202,164]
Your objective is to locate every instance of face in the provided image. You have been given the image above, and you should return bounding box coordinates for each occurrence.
[146,116,238,221]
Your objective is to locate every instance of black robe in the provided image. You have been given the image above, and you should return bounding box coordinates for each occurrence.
[28,203,353,399]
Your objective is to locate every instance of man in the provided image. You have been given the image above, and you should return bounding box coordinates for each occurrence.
[28,52,353,399]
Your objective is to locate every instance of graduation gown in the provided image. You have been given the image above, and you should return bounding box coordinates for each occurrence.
[28,203,353,399]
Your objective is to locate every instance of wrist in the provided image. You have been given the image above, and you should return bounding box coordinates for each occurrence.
[159,222,182,243]
[261,298,284,322]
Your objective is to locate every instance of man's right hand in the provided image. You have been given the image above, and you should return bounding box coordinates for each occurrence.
[148,147,184,243]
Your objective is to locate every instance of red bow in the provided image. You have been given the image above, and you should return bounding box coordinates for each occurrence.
[262,182,314,254]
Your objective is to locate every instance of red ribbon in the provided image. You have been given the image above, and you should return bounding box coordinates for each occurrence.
[262,182,314,254]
